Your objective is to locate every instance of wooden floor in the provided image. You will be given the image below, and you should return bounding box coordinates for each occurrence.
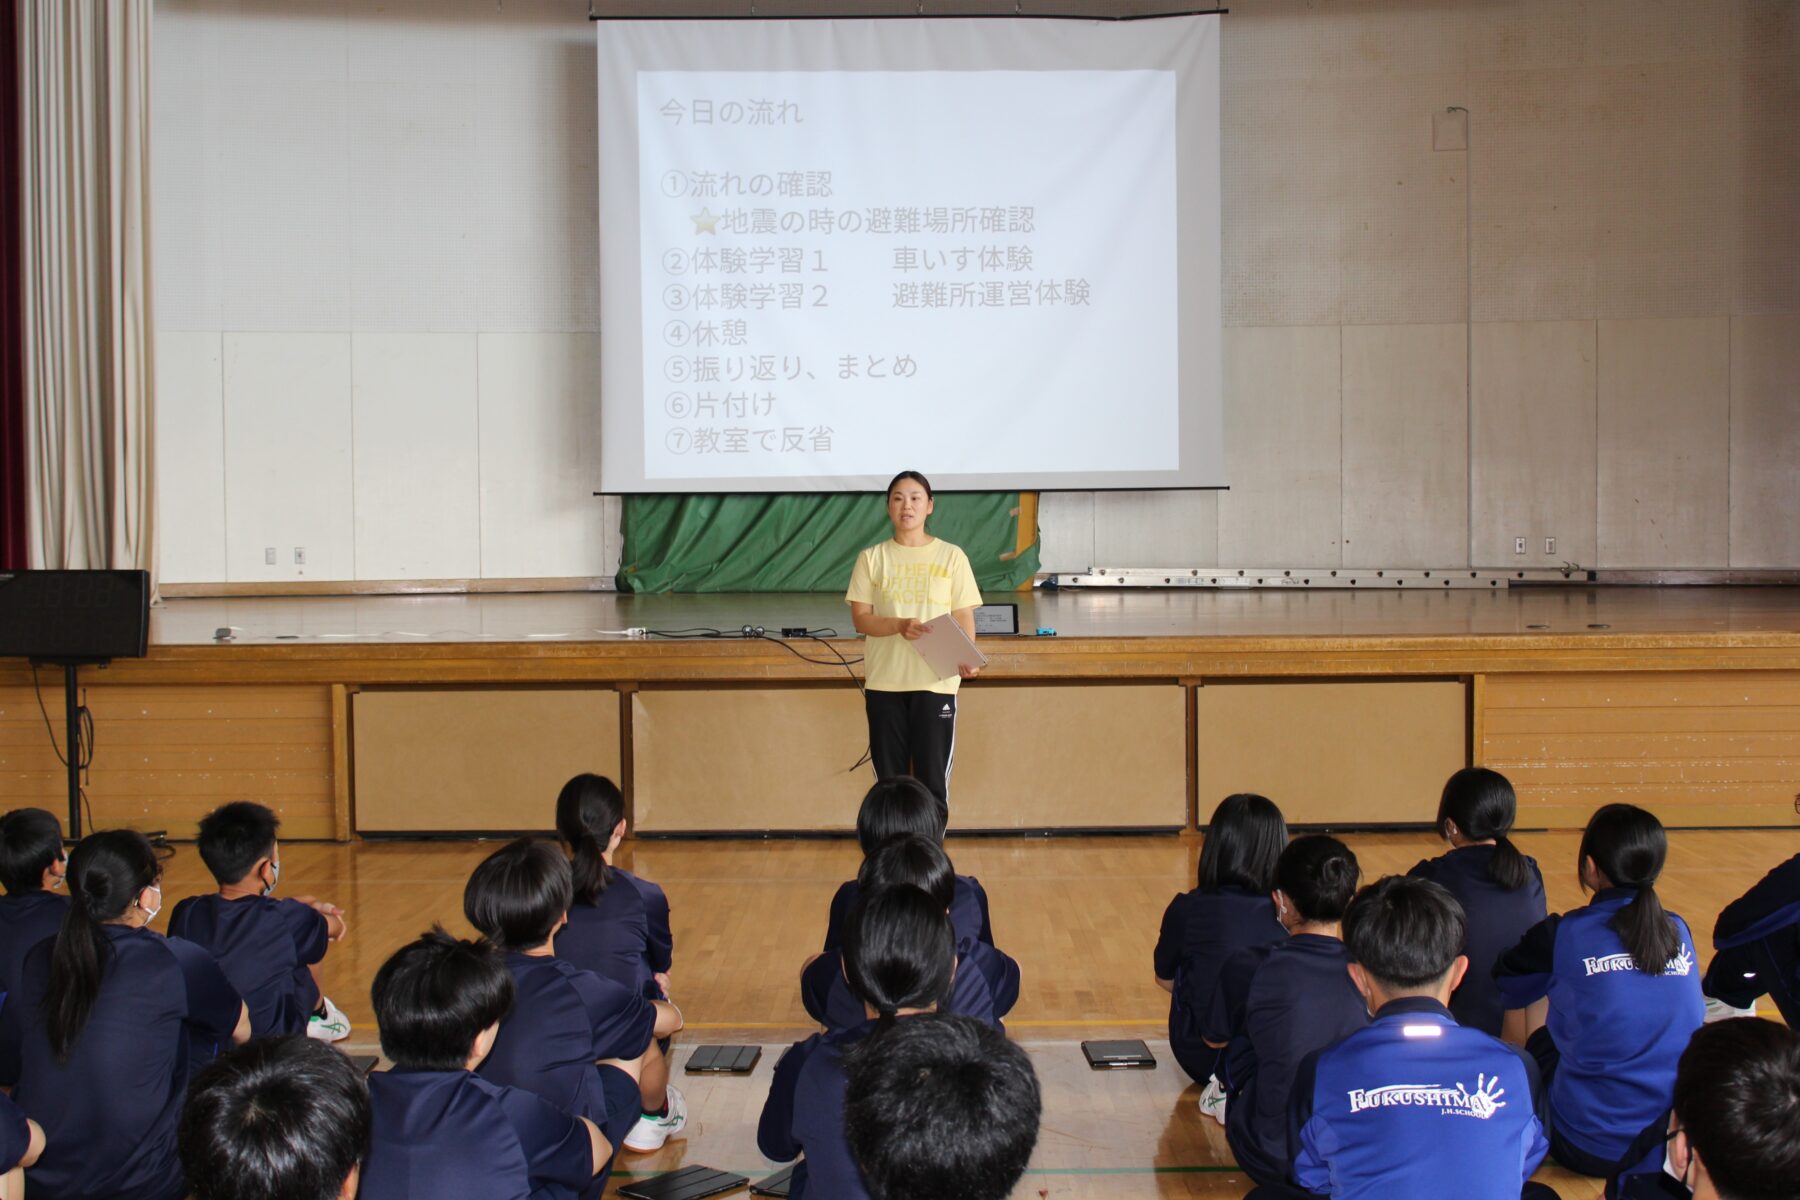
[149,827,1799,1198]
[149,584,1800,644]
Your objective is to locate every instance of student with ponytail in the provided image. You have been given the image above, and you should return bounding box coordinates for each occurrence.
[13,829,249,1200]
[1495,803,1704,1177]
[553,774,674,1002]
[760,885,955,1200]
[1407,768,1547,1034]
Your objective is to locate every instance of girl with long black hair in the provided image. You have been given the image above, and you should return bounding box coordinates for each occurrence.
[14,829,248,1200]
[1407,767,1547,1034]
[553,773,673,1003]
[1495,803,1704,1177]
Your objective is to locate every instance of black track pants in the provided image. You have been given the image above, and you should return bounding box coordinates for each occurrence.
[865,690,956,821]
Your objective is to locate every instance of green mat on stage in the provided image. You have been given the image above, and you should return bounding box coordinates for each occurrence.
[617,493,1039,594]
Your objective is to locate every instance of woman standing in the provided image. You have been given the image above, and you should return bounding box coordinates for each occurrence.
[846,471,983,816]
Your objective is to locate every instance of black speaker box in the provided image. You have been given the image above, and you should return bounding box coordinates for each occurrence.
[0,570,150,661]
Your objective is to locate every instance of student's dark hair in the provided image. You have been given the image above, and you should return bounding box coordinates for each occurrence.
[0,806,65,894]
[179,1035,371,1200]
[858,833,956,911]
[463,838,573,952]
[1671,1018,1800,1200]
[1197,794,1287,893]
[856,776,945,858]
[371,927,515,1071]
[843,1013,1041,1200]
[1579,803,1682,974]
[195,800,280,886]
[843,885,956,1023]
[1437,767,1530,891]
[885,470,933,499]
[555,772,624,906]
[1274,834,1360,923]
[1342,875,1467,989]
[44,828,160,1061]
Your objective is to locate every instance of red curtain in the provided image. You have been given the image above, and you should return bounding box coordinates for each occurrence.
[0,0,24,570]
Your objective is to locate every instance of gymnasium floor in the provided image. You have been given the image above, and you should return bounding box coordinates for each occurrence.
[154,828,1798,1198]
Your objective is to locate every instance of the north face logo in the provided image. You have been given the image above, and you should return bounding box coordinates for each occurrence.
[1346,1074,1507,1120]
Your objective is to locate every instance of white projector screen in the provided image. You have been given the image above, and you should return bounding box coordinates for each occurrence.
[596,17,1222,493]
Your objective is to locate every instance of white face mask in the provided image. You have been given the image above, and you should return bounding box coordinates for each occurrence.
[262,858,281,897]
[50,857,67,889]
[137,885,162,924]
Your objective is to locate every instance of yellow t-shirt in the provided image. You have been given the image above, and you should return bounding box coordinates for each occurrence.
[846,538,984,694]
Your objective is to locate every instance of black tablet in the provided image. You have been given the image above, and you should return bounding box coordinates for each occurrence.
[685,1044,762,1074]
[617,1166,749,1200]
[1081,1039,1157,1069]
[749,1165,796,1197]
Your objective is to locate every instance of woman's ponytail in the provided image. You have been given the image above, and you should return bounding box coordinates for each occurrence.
[1580,803,1682,974]
[555,774,624,906]
[1438,767,1531,891]
[842,885,954,1039]
[44,830,159,1061]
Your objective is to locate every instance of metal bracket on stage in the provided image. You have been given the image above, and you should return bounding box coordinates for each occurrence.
[1045,566,1594,590]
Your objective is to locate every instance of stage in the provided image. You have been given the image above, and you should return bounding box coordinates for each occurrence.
[2,586,1797,839]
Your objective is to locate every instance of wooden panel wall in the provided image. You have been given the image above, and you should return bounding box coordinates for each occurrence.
[353,688,621,833]
[1196,681,1468,826]
[1481,671,1800,828]
[632,685,1187,834]
[0,683,336,839]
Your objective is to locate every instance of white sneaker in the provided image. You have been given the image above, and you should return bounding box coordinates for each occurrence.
[622,1083,689,1153]
[306,995,352,1043]
[1703,994,1756,1023]
[1197,1075,1228,1126]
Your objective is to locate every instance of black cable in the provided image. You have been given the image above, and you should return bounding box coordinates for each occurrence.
[32,664,98,832]
[30,663,70,767]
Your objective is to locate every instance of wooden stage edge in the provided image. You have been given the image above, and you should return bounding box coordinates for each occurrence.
[2,588,1798,839]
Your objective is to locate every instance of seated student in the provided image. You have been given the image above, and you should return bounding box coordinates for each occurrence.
[761,885,954,1200]
[553,774,674,1004]
[0,806,69,1086]
[361,929,609,1200]
[1154,793,1287,1090]
[14,829,250,1200]
[843,1013,1041,1200]
[1292,876,1552,1200]
[1407,768,1547,1036]
[0,1089,44,1200]
[179,1035,370,1200]
[168,801,352,1045]
[463,838,686,1183]
[1495,803,1704,1178]
[1202,834,1367,1194]
[801,834,1018,1033]
[820,776,993,953]
[1701,850,1799,1025]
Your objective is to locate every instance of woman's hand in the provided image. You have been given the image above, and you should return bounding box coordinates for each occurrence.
[958,663,981,678]
[899,618,928,640]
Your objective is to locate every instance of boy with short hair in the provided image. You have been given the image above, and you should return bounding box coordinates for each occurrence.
[0,807,69,1085]
[179,1036,370,1200]
[168,801,351,1044]
[843,1013,1040,1200]
[361,929,608,1200]
[463,838,685,1194]
[1291,875,1551,1200]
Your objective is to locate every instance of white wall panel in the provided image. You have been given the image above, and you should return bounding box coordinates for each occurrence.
[221,334,354,582]
[1091,492,1217,567]
[352,334,482,580]
[1035,491,1095,574]
[1217,325,1342,565]
[1470,321,1597,567]
[1729,314,1800,568]
[1341,324,1468,567]
[155,333,227,583]
[1597,318,1730,567]
[477,333,610,579]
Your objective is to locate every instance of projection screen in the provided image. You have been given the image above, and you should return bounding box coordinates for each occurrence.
[597,16,1222,493]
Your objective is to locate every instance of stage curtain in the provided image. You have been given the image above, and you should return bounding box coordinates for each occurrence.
[18,1,155,583]
[618,493,1040,594]
[0,0,24,570]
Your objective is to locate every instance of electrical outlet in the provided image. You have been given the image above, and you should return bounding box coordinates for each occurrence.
[264,547,276,565]
[294,547,306,565]
[1514,537,1526,555]
[1544,537,1556,556]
